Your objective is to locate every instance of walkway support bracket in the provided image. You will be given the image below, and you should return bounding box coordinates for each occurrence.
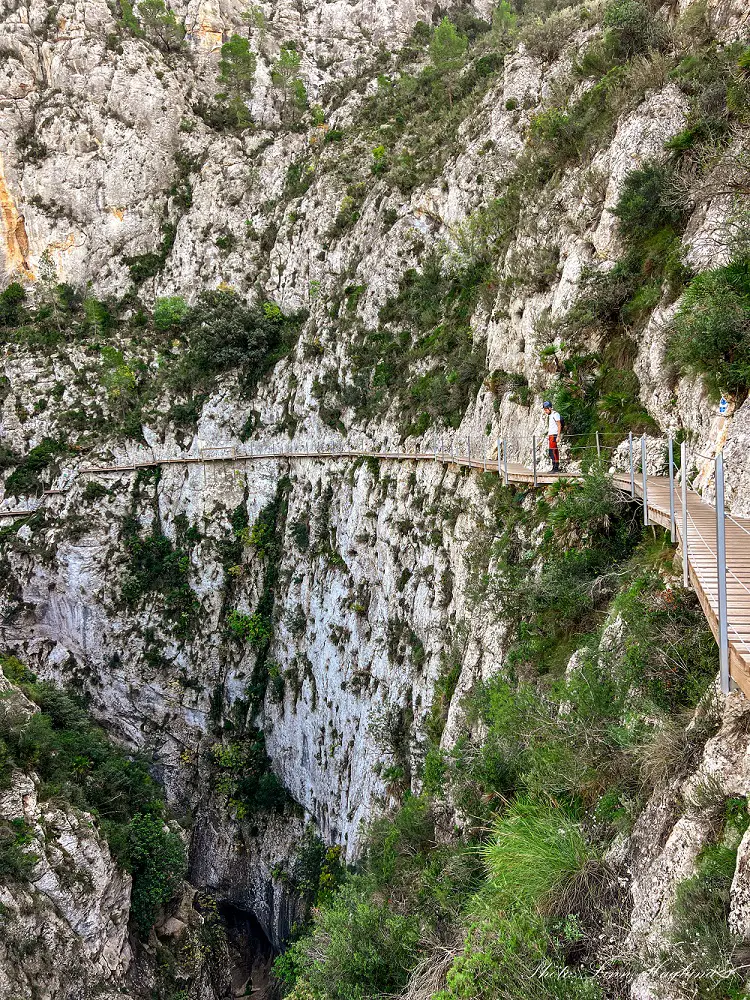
[716,452,730,695]
[668,436,676,542]
[681,441,689,588]
[629,432,635,499]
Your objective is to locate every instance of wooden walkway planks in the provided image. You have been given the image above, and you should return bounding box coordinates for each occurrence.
[11,443,746,697]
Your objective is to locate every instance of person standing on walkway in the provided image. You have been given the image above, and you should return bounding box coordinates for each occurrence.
[543,401,561,472]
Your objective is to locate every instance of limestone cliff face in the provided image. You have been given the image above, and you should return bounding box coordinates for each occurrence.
[1,0,750,994]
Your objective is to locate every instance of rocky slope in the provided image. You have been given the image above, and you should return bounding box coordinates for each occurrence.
[1,0,750,996]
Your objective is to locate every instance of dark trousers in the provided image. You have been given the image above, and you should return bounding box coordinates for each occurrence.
[548,434,559,470]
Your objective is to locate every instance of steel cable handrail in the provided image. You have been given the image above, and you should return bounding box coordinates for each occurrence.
[725,512,750,539]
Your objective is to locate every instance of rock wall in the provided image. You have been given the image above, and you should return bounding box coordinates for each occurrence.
[1,0,750,994]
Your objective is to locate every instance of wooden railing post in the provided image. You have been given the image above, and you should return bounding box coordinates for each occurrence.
[716,452,730,695]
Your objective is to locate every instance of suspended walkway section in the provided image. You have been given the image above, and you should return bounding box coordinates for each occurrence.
[3,434,745,698]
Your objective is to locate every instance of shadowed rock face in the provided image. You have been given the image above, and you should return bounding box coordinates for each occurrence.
[218,900,276,997]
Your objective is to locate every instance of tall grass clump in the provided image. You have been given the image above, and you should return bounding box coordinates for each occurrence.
[482,799,614,917]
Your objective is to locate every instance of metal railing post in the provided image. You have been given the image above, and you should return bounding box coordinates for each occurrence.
[502,438,508,485]
[641,435,649,526]
[716,452,730,695]
[483,445,487,472]
[681,442,689,588]
[532,435,538,487]
[467,437,471,466]
[451,439,455,464]
[596,431,601,459]
[629,432,635,498]
[441,437,444,463]
[496,437,502,477]
[668,436,676,543]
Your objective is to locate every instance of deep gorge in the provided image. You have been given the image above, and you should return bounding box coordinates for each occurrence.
[1,0,750,997]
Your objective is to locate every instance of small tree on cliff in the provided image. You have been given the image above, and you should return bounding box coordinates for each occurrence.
[139,0,185,52]
[430,17,467,107]
[217,34,257,128]
[272,42,308,122]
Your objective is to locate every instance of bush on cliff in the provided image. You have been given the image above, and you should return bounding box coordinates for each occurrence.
[667,255,750,400]
[0,659,186,934]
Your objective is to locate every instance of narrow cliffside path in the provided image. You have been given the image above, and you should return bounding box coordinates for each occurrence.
[6,441,735,698]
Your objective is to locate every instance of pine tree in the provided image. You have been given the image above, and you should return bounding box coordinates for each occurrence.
[139,0,185,52]
[272,43,305,121]
[218,34,257,96]
[429,17,468,106]
[217,34,257,128]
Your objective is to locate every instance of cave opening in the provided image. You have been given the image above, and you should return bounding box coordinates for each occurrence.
[218,901,277,998]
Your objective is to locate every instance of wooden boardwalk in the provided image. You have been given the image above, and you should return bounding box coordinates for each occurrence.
[5,444,744,696]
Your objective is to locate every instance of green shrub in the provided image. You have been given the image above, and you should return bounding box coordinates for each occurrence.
[153,295,188,331]
[276,875,422,1000]
[0,654,36,684]
[351,253,489,433]
[615,574,718,711]
[4,438,66,497]
[667,256,750,400]
[0,671,184,933]
[612,161,683,245]
[121,517,199,638]
[603,0,657,58]
[211,731,288,816]
[170,290,304,397]
[124,223,176,283]
[117,813,186,931]
[565,162,689,345]
[0,820,38,882]
[226,609,272,646]
[520,7,579,63]
[0,282,26,326]
[139,0,185,51]
[82,481,109,503]
[434,912,601,1000]
[665,842,744,997]
[291,519,310,551]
